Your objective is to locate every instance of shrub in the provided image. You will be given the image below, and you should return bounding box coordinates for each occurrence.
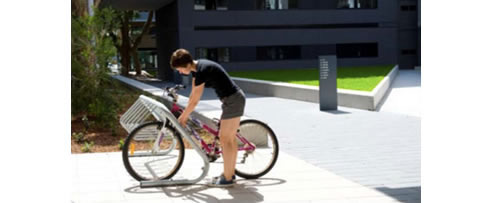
[71,7,119,129]
[72,132,85,143]
[118,138,125,150]
[81,141,95,153]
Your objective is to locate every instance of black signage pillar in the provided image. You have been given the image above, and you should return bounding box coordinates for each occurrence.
[319,55,338,111]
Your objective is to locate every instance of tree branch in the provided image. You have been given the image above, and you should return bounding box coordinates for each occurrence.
[94,0,102,8]
[109,32,121,51]
[131,11,154,50]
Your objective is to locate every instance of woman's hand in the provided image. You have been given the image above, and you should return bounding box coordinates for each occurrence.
[178,114,189,127]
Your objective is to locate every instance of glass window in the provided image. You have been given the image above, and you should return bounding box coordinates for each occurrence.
[256,46,301,60]
[336,43,378,58]
[337,0,377,9]
[218,48,230,62]
[256,0,297,10]
[196,48,230,62]
[196,48,208,59]
[401,49,417,55]
[401,5,417,11]
[194,0,228,10]
[194,0,206,10]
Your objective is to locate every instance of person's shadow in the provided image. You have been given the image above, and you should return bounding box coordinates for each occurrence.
[124,178,286,203]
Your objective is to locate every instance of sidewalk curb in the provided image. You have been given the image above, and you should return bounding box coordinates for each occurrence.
[231,65,399,110]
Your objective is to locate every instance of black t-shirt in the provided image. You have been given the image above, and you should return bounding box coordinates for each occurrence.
[192,59,239,99]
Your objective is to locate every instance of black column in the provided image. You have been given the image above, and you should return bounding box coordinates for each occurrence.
[155,1,179,82]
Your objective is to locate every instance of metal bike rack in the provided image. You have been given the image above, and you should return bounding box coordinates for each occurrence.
[120,95,210,188]
[120,95,177,154]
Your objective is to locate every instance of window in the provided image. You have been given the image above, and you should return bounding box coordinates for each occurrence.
[336,43,378,58]
[196,48,230,62]
[401,49,417,55]
[194,0,228,10]
[401,5,417,11]
[257,46,301,60]
[256,0,298,10]
[337,0,377,9]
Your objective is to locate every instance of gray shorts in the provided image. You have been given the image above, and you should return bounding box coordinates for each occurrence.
[220,90,246,120]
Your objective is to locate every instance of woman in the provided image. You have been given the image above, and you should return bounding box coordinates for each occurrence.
[170,48,246,187]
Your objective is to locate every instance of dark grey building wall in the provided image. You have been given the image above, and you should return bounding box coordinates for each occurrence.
[398,0,420,69]
[155,0,419,80]
[174,0,399,72]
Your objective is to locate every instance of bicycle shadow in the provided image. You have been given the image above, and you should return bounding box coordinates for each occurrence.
[124,178,286,203]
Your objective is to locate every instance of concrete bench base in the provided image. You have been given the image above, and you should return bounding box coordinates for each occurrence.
[232,65,399,111]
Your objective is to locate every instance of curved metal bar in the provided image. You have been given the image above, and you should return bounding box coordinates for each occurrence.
[135,95,210,188]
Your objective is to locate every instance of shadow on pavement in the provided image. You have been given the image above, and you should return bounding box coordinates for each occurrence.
[389,70,421,89]
[124,178,286,202]
[375,186,421,203]
[320,109,352,115]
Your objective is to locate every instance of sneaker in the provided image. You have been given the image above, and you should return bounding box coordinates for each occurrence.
[208,175,235,187]
[212,174,236,182]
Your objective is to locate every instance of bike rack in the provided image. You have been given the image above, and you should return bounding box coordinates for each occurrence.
[120,95,210,188]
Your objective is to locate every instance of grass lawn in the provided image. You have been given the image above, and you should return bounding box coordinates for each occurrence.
[229,65,394,92]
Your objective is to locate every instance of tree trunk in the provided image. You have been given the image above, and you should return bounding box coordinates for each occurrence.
[131,48,142,76]
[120,45,131,76]
[71,0,88,17]
[119,12,132,76]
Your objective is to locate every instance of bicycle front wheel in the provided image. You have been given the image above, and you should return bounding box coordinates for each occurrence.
[122,121,185,181]
[235,119,279,179]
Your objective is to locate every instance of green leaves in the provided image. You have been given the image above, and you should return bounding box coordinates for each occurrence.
[72,7,119,128]
[72,132,86,143]
[118,139,125,150]
[82,141,95,153]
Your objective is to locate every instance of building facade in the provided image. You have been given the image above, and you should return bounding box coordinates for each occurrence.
[114,0,420,81]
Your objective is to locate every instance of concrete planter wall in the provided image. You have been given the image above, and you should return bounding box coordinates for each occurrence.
[232,65,399,111]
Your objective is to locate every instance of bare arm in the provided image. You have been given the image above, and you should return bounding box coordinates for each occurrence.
[178,78,204,126]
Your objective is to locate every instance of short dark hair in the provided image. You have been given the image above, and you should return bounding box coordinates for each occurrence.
[170,49,193,69]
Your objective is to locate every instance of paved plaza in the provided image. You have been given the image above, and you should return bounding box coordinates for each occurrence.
[72,151,414,203]
[71,73,422,202]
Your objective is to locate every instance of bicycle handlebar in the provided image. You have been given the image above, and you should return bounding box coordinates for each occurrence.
[163,84,187,102]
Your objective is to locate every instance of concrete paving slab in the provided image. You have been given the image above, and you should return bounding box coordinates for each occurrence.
[72,151,406,203]
[115,76,420,202]
[377,70,421,117]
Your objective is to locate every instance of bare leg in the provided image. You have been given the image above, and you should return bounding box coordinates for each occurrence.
[219,117,241,181]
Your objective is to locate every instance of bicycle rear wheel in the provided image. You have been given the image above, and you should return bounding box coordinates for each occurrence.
[122,121,185,181]
[235,119,279,179]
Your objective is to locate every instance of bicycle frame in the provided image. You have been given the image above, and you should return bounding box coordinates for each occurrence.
[169,100,257,155]
[122,85,275,188]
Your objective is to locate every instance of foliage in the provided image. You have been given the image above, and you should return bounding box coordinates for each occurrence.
[106,10,155,76]
[71,7,120,128]
[72,132,86,143]
[118,138,125,150]
[81,141,95,153]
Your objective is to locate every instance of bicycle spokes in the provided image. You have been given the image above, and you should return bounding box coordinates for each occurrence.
[234,120,279,179]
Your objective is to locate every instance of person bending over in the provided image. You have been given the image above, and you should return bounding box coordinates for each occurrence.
[170,48,246,187]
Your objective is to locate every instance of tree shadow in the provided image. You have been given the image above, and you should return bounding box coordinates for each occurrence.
[375,186,421,203]
[124,178,286,202]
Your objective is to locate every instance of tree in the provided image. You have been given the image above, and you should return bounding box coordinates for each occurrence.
[108,10,154,76]
[71,2,119,128]
[71,0,102,17]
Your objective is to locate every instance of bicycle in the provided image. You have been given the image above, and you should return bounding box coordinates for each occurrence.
[121,84,279,183]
